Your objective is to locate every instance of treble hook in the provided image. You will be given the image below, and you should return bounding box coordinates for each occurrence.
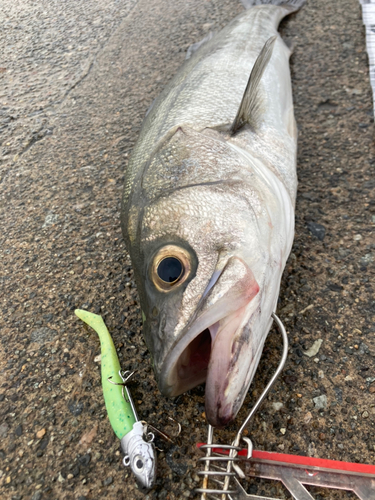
[146,416,182,445]
[107,370,135,404]
[108,372,182,448]
[107,370,139,420]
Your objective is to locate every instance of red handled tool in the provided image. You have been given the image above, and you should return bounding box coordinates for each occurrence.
[195,314,375,499]
[197,445,375,499]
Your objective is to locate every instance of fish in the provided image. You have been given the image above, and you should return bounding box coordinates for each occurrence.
[74,310,156,489]
[121,0,305,428]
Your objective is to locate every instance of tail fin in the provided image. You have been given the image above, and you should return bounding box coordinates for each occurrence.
[240,0,307,13]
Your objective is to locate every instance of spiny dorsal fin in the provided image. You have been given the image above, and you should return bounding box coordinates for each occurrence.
[186,32,216,60]
[230,35,277,134]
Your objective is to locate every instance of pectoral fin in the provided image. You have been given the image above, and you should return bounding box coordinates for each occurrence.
[230,36,277,134]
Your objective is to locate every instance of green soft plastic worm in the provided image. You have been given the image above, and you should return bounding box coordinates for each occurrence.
[75,309,156,489]
[75,308,135,437]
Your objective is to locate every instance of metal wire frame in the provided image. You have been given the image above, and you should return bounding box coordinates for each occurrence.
[196,313,289,499]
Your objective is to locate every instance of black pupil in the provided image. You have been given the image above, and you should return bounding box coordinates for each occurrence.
[157,257,183,283]
[136,459,143,469]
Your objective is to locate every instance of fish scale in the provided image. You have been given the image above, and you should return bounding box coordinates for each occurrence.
[121,0,304,428]
[359,0,375,117]
[123,5,294,211]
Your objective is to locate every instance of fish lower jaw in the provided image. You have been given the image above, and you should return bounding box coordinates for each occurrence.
[205,317,270,428]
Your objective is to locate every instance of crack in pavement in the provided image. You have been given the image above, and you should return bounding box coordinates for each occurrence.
[1,0,139,163]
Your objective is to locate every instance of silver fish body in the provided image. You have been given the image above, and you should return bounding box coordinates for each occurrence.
[121,0,304,427]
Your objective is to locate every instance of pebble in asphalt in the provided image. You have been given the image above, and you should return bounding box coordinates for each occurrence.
[0,0,374,499]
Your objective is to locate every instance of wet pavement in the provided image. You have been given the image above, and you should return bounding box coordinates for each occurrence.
[0,0,374,499]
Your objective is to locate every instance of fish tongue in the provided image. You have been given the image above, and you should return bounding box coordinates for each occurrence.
[208,322,220,343]
[205,305,247,428]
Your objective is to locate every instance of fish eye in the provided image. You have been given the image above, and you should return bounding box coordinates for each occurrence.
[157,257,183,284]
[151,245,191,292]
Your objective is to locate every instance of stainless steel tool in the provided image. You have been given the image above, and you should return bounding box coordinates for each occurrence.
[196,313,288,499]
[196,312,375,499]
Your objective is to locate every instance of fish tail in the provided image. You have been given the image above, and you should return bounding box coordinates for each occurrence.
[240,0,307,13]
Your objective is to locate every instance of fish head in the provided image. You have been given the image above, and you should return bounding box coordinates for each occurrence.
[123,128,282,427]
[127,188,272,427]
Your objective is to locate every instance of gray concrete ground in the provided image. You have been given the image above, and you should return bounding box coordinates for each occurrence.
[0,0,374,499]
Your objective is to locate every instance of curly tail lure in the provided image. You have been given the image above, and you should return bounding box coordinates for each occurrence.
[75,309,156,489]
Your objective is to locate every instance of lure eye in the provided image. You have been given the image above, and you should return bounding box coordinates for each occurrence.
[151,245,192,292]
[157,257,183,284]
[135,458,144,470]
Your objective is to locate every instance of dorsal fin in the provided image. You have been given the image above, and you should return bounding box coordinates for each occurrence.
[186,32,216,60]
[230,35,277,134]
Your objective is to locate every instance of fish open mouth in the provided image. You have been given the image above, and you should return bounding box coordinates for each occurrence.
[168,305,272,429]
[176,327,211,384]
[176,321,221,388]
[162,303,256,427]
[163,318,226,394]
[158,256,261,427]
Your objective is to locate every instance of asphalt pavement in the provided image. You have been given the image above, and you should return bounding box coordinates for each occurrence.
[0,0,374,499]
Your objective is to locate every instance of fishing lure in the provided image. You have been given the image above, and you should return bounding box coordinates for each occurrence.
[75,309,156,489]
